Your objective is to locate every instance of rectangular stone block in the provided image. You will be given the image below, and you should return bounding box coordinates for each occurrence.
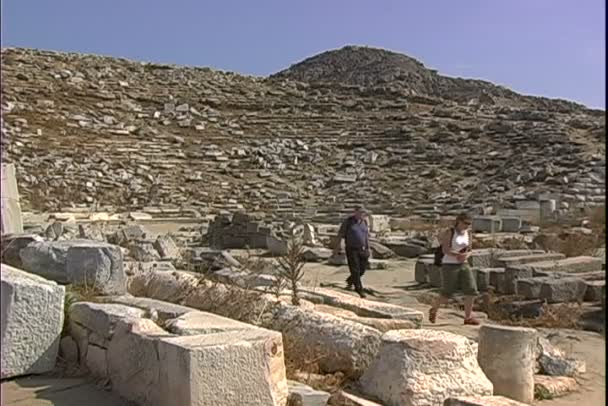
[584,280,605,302]
[517,277,552,300]
[301,287,423,323]
[70,302,145,341]
[368,215,390,234]
[516,257,603,276]
[108,318,172,405]
[500,217,522,233]
[503,267,535,295]
[157,329,288,406]
[487,268,506,288]
[468,249,506,268]
[539,277,587,303]
[472,217,502,233]
[475,268,491,292]
[1,264,65,379]
[497,253,566,268]
[415,259,432,284]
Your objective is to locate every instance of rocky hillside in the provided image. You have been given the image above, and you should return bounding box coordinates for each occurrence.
[271,46,600,113]
[1,47,605,221]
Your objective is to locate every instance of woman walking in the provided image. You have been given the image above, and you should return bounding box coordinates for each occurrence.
[428,212,480,325]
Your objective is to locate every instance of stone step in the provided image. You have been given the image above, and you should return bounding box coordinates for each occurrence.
[508,256,603,277]
[496,253,566,267]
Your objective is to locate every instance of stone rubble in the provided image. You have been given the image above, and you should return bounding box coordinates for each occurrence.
[1,47,604,221]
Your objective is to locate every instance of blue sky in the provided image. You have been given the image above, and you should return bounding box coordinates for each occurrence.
[2,0,605,108]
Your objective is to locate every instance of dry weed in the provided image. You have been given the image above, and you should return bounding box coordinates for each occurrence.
[277,234,306,306]
[485,293,584,329]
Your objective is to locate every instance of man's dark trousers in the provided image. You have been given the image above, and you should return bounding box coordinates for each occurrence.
[345,248,368,292]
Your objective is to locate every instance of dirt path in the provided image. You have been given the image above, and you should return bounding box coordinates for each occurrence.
[1,376,129,406]
[301,259,606,406]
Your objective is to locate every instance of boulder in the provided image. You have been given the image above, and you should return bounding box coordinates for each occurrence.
[360,330,493,406]
[1,264,65,379]
[66,242,127,295]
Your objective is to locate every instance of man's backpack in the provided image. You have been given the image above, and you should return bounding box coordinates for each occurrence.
[433,228,455,266]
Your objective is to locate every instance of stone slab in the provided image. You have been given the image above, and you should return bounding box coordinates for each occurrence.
[157,329,288,406]
[300,287,423,323]
[1,264,65,379]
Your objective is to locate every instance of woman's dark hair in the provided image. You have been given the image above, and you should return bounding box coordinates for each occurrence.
[455,212,472,225]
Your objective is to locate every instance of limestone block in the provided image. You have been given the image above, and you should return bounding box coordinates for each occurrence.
[368,215,390,234]
[300,288,423,323]
[66,242,127,295]
[360,329,493,406]
[414,258,432,284]
[157,329,288,406]
[478,325,537,404]
[1,264,65,379]
[70,302,145,341]
[86,344,108,378]
[107,318,172,405]
[165,310,253,335]
[472,217,501,233]
[539,277,587,303]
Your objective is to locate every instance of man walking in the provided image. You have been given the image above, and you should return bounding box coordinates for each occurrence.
[333,206,370,298]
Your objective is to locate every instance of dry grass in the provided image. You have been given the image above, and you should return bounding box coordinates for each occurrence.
[485,293,584,329]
